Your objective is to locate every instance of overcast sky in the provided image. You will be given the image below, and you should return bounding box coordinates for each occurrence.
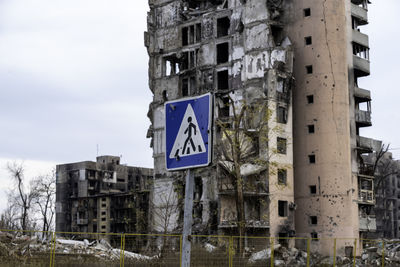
[0,1,399,212]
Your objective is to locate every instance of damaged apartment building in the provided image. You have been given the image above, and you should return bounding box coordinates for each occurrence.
[146,0,379,256]
[56,156,153,245]
[145,0,295,240]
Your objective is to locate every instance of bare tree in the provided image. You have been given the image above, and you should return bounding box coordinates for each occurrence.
[30,170,56,237]
[6,162,36,231]
[0,203,19,230]
[373,144,398,191]
[216,96,284,253]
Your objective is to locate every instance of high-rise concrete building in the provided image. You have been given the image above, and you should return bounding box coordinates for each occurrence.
[283,0,376,254]
[56,156,152,244]
[145,0,377,255]
[145,0,295,242]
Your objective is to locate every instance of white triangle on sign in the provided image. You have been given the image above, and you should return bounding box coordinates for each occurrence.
[169,104,207,159]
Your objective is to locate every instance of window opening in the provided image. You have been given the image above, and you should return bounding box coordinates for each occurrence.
[278,169,287,185]
[278,200,288,217]
[277,106,287,124]
[309,154,316,164]
[195,23,202,42]
[308,124,315,133]
[217,42,229,64]
[277,137,287,154]
[217,17,230,37]
[217,70,229,90]
[271,25,284,46]
[310,216,318,225]
[309,185,317,194]
[307,95,314,104]
[304,8,311,17]
[305,36,312,45]
[306,65,313,74]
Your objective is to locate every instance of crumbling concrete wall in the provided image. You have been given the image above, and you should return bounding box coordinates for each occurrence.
[146,0,295,239]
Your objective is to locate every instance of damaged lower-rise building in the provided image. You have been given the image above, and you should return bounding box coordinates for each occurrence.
[145,0,378,256]
[55,156,153,246]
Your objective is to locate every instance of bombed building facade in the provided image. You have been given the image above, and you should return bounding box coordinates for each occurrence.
[145,0,378,256]
[55,156,153,242]
[145,0,295,240]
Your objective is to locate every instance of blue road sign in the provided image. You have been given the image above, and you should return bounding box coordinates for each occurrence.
[165,93,212,171]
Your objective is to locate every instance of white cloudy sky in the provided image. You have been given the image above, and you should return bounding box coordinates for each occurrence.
[0,1,399,212]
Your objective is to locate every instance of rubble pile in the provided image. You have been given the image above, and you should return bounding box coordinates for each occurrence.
[0,231,156,265]
[248,241,400,266]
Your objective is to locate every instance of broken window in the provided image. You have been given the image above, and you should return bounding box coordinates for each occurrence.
[196,23,202,43]
[217,70,229,90]
[217,17,230,37]
[182,27,188,46]
[217,42,229,64]
[307,95,314,104]
[309,185,317,194]
[304,8,311,17]
[181,75,196,96]
[271,25,284,46]
[310,216,318,225]
[278,200,288,217]
[309,154,316,164]
[353,43,369,60]
[306,65,313,74]
[219,96,230,117]
[277,137,287,154]
[182,23,202,46]
[308,124,315,133]
[277,106,287,124]
[305,36,312,45]
[278,169,287,185]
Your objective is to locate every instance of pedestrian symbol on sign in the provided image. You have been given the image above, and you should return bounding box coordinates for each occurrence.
[169,104,206,159]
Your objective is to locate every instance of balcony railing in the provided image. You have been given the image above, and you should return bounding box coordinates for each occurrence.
[353,55,370,77]
[356,136,381,153]
[351,3,368,24]
[354,86,371,102]
[355,110,372,126]
[219,220,270,229]
[359,216,376,231]
[359,189,375,204]
[77,218,88,225]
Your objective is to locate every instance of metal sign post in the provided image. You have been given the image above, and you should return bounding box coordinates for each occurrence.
[181,169,194,267]
[164,93,212,267]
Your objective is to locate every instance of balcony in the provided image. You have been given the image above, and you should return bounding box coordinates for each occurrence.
[356,136,381,153]
[219,220,270,229]
[77,218,88,225]
[354,86,371,102]
[359,190,375,204]
[355,110,371,127]
[359,216,376,231]
[352,30,369,48]
[351,3,368,25]
[353,55,370,77]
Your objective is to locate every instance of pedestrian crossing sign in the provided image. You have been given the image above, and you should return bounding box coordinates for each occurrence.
[165,93,212,171]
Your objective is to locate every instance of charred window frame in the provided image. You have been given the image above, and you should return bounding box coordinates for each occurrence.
[182,23,202,46]
[181,75,197,97]
[180,49,199,72]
